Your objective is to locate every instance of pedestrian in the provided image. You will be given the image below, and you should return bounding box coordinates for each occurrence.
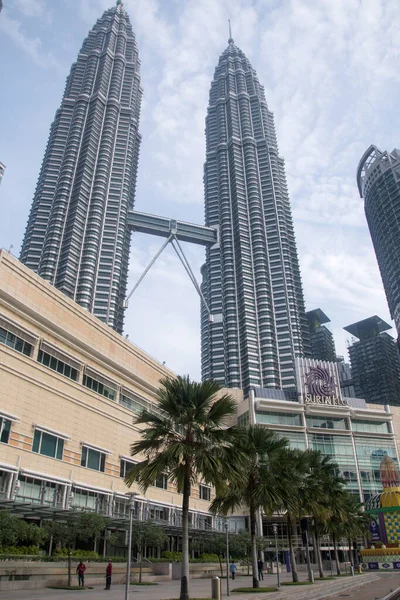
[76,560,86,587]
[230,560,237,580]
[104,560,112,590]
[257,558,264,581]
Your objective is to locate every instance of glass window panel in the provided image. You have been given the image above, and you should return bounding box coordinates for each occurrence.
[40,432,57,457]
[81,446,87,467]
[56,439,64,460]
[32,429,40,453]
[306,416,348,430]
[87,449,100,471]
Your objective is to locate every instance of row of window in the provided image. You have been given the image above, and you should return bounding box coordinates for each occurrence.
[1,418,211,498]
[0,317,153,415]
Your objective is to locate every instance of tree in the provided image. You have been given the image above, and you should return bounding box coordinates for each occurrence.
[271,448,314,583]
[0,511,45,550]
[125,375,240,600]
[297,452,344,580]
[132,521,168,582]
[210,426,290,589]
[0,511,23,548]
[44,512,105,587]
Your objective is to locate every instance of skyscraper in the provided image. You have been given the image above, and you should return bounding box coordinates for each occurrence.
[0,162,5,185]
[344,316,400,406]
[20,1,142,334]
[357,146,400,336]
[201,35,310,392]
[306,308,336,362]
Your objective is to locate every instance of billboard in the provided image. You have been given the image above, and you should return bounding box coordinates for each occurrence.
[296,358,347,406]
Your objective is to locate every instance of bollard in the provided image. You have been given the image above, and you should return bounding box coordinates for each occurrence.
[211,576,221,600]
[310,570,314,584]
[350,566,355,577]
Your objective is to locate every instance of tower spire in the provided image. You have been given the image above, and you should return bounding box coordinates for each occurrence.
[228,19,234,44]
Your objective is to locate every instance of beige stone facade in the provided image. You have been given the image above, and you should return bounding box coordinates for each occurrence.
[0,250,221,530]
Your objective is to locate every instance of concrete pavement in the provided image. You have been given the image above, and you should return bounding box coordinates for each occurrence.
[0,571,395,600]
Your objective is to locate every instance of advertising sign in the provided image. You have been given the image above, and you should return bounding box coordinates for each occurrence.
[369,519,381,542]
[296,358,348,407]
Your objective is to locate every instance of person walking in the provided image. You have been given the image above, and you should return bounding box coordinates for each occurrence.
[258,558,264,581]
[76,561,86,587]
[230,560,237,580]
[104,560,112,590]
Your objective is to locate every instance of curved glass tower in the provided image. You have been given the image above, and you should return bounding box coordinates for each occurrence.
[357,145,400,337]
[20,1,142,333]
[201,36,310,392]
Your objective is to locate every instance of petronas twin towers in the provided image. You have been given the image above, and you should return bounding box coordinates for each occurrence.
[21,1,310,392]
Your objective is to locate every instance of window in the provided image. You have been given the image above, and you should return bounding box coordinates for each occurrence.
[0,327,33,356]
[199,484,211,501]
[0,417,11,444]
[154,473,168,490]
[81,446,106,472]
[37,346,78,381]
[306,416,348,430]
[83,370,116,401]
[352,420,389,434]
[120,458,137,479]
[32,429,64,460]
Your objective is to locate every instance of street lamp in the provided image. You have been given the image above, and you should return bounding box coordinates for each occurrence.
[225,520,230,597]
[125,492,139,600]
[272,524,280,588]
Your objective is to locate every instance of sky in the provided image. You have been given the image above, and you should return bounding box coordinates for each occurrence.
[0,0,399,380]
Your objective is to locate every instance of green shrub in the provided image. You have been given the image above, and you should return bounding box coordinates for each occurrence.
[161,551,182,562]
[199,553,219,562]
[0,545,41,555]
[54,549,100,559]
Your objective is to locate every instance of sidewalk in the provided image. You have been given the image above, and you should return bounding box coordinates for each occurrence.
[0,571,394,600]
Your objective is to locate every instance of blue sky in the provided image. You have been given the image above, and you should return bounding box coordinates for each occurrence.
[1,0,399,379]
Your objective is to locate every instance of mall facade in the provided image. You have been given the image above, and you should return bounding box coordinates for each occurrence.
[1,250,400,549]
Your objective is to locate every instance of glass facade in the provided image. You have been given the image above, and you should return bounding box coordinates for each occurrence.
[354,437,398,501]
[308,433,359,495]
[254,402,397,501]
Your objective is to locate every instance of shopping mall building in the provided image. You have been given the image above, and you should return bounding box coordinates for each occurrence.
[1,250,399,550]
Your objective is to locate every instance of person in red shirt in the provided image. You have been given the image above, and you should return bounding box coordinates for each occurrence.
[76,561,86,587]
[104,560,112,590]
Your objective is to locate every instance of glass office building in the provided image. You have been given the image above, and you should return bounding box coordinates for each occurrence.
[236,359,399,503]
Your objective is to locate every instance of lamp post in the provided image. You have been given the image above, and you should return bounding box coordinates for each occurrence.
[272,524,280,588]
[125,492,139,600]
[225,520,230,597]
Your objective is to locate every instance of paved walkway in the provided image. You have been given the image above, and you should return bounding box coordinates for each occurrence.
[0,572,396,600]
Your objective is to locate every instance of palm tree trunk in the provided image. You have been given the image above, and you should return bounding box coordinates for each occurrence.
[67,546,72,587]
[180,469,191,600]
[218,553,223,578]
[250,503,259,589]
[287,513,298,582]
[313,525,323,579]
[332,533,340,576]
[348,538,353,567]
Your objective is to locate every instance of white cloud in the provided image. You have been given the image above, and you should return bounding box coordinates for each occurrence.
[0,9,59,68]
[14,0,46,18]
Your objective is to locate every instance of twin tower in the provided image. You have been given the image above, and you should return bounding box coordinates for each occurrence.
[20,2,311,393]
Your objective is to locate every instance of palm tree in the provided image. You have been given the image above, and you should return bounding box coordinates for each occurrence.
[272,448,314,582]
[210,425,290,589]
[298,452,344,580]
[124,375,240,600]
